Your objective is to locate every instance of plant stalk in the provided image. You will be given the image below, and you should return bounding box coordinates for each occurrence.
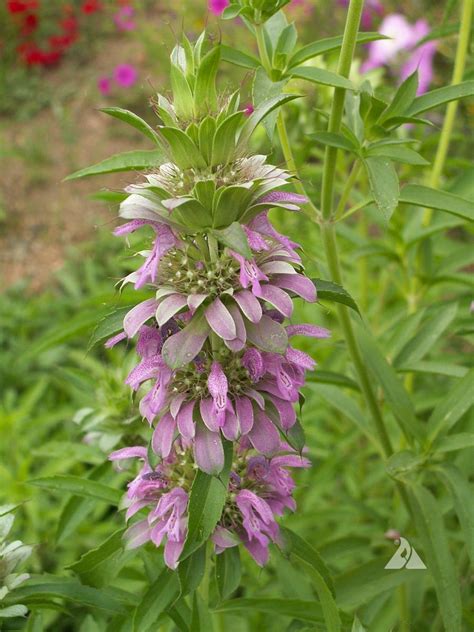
[422,0,473,225]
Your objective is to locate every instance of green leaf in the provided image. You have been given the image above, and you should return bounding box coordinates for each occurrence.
[88,305,132,350]
[312,278,360,315]
[433,432,474,453]
[396,361,468,378]
[190,592,213,632]
[309,384,376,448]
[159,127,206,170]
[132,568,180,632]
[385,450,425,480]
[288,32,387,68]
[434,464,474,564]
[405,81,474,117]
[407,484,463,632]
[65,150,164,180]
[280,528,335,596]
[427,368,474,441]
[178,545,206,596]
[170,63,194,119]
[180,442,232,560]
[334,560,421,610]
[394,303,458,367]
[378,71,419,124]
[363,156,399,222]
[100,108,161,145]
[215,546,241,600]
[211,222,252,258]
[306,371,359,391]
[221,45,261,69]
[399,185,474,222]
[366,145,429,166]
[213,598,323,624]
[211,111,245,166]
[66,528,125,578]
[289,66,354,90]
[9,577,136,615]
[30,476,122,505]
[252,67,286,139]
[310,132,358,152]
[56,462,111,544]
[355,326,425,442]
[237,93,300,151]
[194,45,220,117]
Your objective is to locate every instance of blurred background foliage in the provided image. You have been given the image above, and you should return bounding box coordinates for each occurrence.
[0,0,473,630]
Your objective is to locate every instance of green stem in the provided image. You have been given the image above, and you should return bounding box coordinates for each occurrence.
[320,0,364,220]
[398,584,410,632]
[255,21,272,75]
[422,0,473,226]
[276,112,320,219]
[334,159,361,219]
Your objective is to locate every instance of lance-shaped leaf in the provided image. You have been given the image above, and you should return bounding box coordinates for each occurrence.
[30,476,122,505]
[377,71,419,124]
[88,305,133,350]
[159,127,206,170]
[288,32,388,68]
[215,546,241,600]
[363,156,399,222]
[211,222,252,259]
[399,185,474,222]
[405,80,474,117]
[100,107,162,145]
[311,279,360,315]
[132,568,180,632]
[221,45,261,69]
[194,45,220,117]
[65,150,165,180]
[289,66,354,90]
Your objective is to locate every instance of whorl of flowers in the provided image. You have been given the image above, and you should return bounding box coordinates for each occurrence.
[106,35,328,569]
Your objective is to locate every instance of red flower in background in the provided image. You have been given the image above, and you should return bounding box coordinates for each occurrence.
[21,13,39,36]
[81,0,102,14]
[7,0,38,13]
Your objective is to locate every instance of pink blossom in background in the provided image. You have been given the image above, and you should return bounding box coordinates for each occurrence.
[97,76,111,95]
[361,14,437,94]
[208,0,229,16]
[114,5,136,31]
[287,0,314,18]
[338,0,383,29]
[244,103,254,116]
[114,63,138,88]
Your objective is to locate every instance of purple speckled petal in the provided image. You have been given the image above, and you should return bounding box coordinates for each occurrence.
[272,274,316,302]
[205,298,237,340]
[212,526,240,551]
[152,412,176,458]
[124,298,157,338]
[269,396,296,430]
[233,290,262,323]
[124,519,151,549]
[194,423,224,474]
[286,324,331,338]
[170,393,187,418]
[176,400,195,439]
[224,303,246,352]
[156,294,187,326]
[248,409,281,455]
[109,446,147,461]
[259,284,294,317]
[243,538,270,566]
[187,293,208,313]
[105,331,127,348]
[286,346,316,371]
[258,191,307,207]
[113,219,160,236]
[235,396,254,434]
[164,538,185,570]
[222,411,239,440]
[244,388,265,409]
[200,398,220,432]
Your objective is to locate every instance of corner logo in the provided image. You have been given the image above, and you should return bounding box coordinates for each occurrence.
[384,537,426,570]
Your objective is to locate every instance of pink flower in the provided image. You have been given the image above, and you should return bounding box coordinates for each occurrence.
[97,76,111,95]
[362,14,437,95]
[209,0,229,16]
[114,5,135,31]
[114,63,138,88]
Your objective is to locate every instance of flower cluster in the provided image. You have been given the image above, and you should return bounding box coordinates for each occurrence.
[110,440,309,567]
[6,0,101,68]
[103,35,327,568]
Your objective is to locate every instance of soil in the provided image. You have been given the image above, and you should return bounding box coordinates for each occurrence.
[0,38,161,292]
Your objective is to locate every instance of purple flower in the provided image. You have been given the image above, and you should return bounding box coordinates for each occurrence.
[208,0,229,16]
[114,63,138,89]
[149,488,188,569]
[98,76,111,96]
[362,14,437,94]
[114,5,135,31]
